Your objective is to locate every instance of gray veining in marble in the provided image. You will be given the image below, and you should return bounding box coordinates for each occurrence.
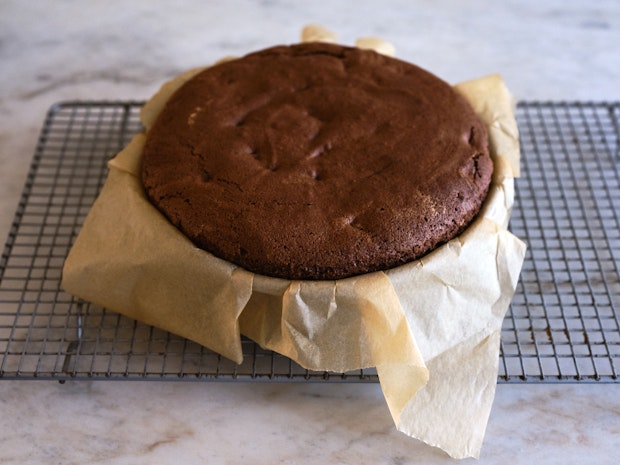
[1,381,618,464]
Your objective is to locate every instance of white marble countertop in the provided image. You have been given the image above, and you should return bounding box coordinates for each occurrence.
[1,1,619,463]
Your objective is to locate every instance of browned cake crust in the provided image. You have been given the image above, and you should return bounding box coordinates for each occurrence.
[141,42,493,280]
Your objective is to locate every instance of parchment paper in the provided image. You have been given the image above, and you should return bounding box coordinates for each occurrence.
[61,27,526,459]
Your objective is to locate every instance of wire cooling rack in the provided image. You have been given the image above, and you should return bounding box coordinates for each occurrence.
[0,101,619,383]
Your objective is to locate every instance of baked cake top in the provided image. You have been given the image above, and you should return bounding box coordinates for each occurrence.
[141,42,493,280]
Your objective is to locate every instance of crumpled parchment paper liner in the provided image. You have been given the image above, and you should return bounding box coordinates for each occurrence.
[61,29,526,459]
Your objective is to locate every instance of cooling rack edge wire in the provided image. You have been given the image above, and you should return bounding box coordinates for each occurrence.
[0,101,618,382]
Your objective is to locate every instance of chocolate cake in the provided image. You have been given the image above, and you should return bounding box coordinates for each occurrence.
[141,42,493,280]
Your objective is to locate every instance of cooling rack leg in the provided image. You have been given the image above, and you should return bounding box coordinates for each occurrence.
[59,340,80,384]
[58,301,84,383]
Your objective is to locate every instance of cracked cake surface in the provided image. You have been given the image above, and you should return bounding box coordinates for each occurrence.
[141,42,493,280]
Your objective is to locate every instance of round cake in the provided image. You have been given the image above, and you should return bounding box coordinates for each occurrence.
[141,42,493,280]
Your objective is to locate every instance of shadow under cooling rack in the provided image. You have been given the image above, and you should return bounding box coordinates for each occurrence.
[0,101,619,382]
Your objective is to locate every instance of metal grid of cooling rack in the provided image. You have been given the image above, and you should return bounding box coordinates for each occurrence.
[0,101,618,383]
